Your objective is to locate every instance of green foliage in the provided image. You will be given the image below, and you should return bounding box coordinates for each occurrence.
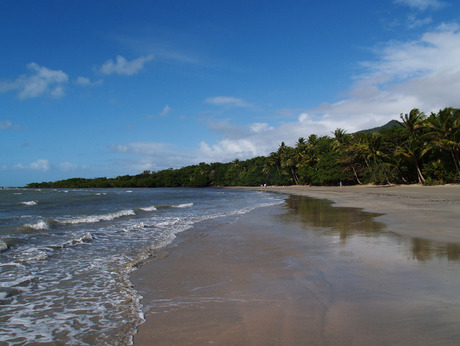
[26,107,460,188]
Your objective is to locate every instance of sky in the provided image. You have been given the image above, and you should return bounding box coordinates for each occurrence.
[1,0,460,186]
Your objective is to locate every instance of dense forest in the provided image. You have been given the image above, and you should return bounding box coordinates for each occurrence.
[27,107,460,188]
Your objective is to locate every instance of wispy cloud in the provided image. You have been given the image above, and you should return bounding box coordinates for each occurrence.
[111,142,195,171]
[0,120,20,130]
[160,105,172,117]
[100,55,155,76]
[0,63,68,99]
[76,76,103,86]
[205,96,252,108]
[8,159,80,172]
[394,0,446,10]
[12,159,50,172]
[407,14,433,29]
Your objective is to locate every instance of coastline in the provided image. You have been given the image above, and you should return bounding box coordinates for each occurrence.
[131,185,460,345]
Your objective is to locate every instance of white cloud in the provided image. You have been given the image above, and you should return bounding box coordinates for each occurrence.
[160,105,172,117]
[394,0,446,10]
[100,54,155,76]
[11,159,50,172]
[12,163,25,170]
[250,123,274,133]
[407,14,432,29]
[76,76,103,86]
[205,96,252,108]
[0,63,68,99]
[29,159,50,171]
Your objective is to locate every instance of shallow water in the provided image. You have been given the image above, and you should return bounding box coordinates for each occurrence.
[0,187,284,345]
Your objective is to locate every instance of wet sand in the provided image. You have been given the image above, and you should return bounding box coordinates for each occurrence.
[132,185,460,345]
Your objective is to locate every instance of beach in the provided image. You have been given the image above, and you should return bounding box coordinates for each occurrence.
[131,185,460,345]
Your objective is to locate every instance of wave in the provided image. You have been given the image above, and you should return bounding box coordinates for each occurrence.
[21,209,136,231]
[25,220,50,231]
[20,201,37,206]
[57,209,135,225]
[173,202,194,208]
[138,205,157,212]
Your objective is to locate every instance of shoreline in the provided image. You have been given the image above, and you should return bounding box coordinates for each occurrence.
[131,185,460,345]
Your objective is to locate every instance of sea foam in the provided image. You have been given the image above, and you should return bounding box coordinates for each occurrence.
[139,205,157,212]
[173,202,194,208]
[25,220,49,230]
[58,209,135,225]
[20,201,37,206]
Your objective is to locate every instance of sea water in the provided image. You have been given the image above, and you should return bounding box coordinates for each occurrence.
[0,187,284,345]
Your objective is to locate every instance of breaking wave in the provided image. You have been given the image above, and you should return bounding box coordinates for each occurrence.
[139,205,157,212]
[25,220,49,231]
[57,209,136,225]
[173,202,194,208]
[20,201,37,206]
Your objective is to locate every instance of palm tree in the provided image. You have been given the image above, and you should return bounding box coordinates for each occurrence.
[399,108,425,137]
[268,151,282,175]
[397,108,428,183]
[424,107,460,175]
[364,132,387,165]
[395,141,429,183]
[332,128,350,151]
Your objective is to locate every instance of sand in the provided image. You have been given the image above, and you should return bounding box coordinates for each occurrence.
[131,185,460,345]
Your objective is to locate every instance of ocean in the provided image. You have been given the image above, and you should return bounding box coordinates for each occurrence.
[0,187,284,345]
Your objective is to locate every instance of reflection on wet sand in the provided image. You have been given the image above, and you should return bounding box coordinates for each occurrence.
[281,195,460,262]
[410,237,460,262]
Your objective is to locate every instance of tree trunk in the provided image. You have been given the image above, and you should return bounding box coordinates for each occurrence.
[352,165,363,185]
[416,162,426,184]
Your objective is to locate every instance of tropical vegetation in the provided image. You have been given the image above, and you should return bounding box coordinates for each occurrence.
[27,107,460,188]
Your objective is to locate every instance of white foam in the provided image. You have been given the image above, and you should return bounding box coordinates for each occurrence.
[20,201,37,206]
[25,220,49,230]
[0,239,7,252]
[140,205,157,212]
[173,202,193,208]
[58,209,135,225]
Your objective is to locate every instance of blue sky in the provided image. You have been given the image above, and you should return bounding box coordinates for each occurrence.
[1,0,460,186]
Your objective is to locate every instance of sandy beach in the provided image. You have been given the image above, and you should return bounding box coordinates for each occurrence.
[132,185,460,345]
